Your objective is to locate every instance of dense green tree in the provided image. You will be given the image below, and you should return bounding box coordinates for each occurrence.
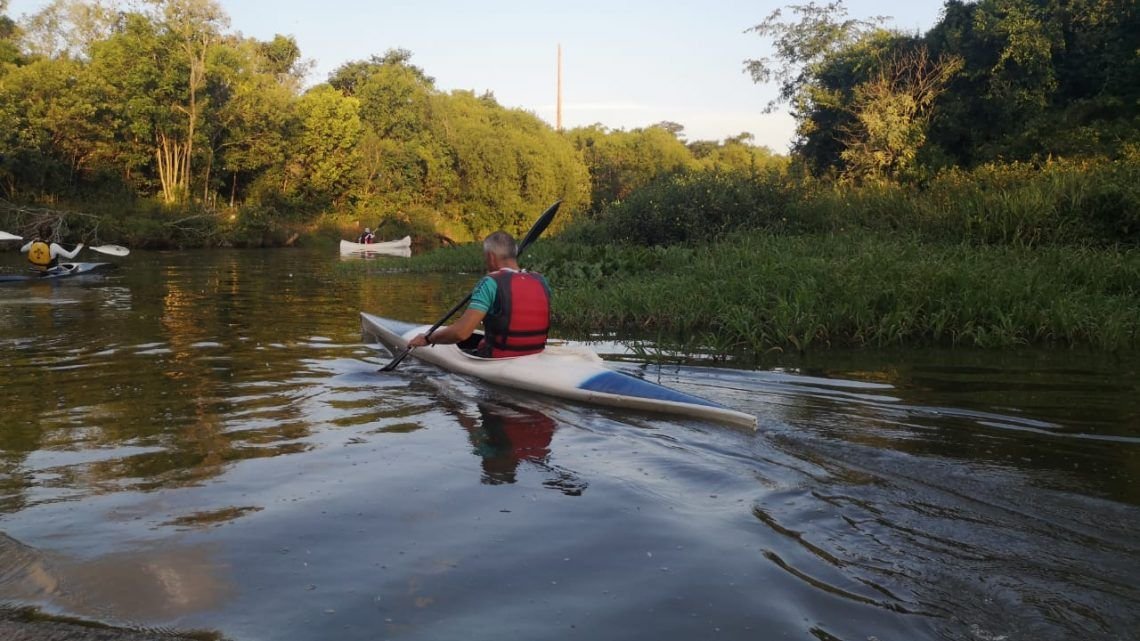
[150,0,230,203]
[925,0,1140,164]
[837,44,962,181]
[208,37,299,207]
[691,132,785,174]
[430,90,588,237]
[0,57,109,196]
[85,12,176,194]
[744,2,895,175]
[338,49,450,210]
[565,124,694,213]
[496,107,590,230]
[284,86,363,209]
[79,2,230,203]
[258,33,302,78]
[748,0,1139,175]
[327,50,588,238]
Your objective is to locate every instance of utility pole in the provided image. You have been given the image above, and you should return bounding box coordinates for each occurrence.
[557,44,563,131]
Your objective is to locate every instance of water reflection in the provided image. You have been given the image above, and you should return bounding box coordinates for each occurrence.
[0,249,1137,641]
[645,360,1140,505]
[0,531,231,624]
[432,393,587,496]
[461,402,556,484]
[338,247,412,259]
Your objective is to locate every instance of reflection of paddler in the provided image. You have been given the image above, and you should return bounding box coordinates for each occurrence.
[424,380,587,495]
[460,402,557,485]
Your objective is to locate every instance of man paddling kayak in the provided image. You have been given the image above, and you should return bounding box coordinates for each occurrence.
[20,229,84,272]
[408,231,551,358]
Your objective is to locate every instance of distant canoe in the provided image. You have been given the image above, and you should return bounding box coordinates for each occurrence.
[339,236,412,255]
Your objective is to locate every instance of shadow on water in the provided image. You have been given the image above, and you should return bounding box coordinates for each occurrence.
[0,248,1137,640]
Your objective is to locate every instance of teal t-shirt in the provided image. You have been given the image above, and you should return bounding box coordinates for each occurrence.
[469,270,551,315]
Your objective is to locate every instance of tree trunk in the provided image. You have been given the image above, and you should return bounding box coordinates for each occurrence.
[156,132,188,204]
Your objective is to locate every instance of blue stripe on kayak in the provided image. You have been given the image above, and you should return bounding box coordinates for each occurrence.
[578,371,724,409]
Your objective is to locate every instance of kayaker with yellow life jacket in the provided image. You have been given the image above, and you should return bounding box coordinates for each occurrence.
[408,230,550,358]
[19,231,84,271]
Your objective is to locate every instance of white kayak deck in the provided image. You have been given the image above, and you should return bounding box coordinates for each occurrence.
[361,312,756,429]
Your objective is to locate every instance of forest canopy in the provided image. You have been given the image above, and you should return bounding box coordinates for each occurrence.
[0,0,1134,247]
[746,0,1139,181]
[0,0,777,244]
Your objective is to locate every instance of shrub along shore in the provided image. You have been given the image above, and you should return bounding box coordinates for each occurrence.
[393,158,1140,356]
[10,155,1140,356]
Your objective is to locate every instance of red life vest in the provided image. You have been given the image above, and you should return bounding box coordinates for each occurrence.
[481,270,550,358]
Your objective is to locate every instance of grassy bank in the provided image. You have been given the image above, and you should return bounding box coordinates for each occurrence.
[399,232,1140,355]
[561,157,1140,248]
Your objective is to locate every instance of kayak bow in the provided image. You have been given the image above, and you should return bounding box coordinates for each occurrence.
[361,312,756,429]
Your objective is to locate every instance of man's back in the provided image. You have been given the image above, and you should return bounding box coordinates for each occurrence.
[474,269,550,358]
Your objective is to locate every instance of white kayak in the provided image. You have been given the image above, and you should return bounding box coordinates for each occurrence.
[0,262,115,283]
[361,312,756,430]
[340,236,412,255]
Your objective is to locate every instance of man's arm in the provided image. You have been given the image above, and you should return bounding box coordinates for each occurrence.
[409,307,486,347]
[51,243,83,260]
[19,241,31,253]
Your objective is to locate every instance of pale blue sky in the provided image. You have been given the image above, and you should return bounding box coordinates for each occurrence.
[7,0,948,152]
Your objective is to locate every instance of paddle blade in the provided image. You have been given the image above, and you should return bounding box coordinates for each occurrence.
[0,231,22,241]
[517,200,561,256]
[90,244,130,257]
[379,346,412,372]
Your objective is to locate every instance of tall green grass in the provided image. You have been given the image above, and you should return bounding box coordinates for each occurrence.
[549,233,1139,353]
[394,232,1139,354]
[804,159,1140,246]
[357,156,1140,355]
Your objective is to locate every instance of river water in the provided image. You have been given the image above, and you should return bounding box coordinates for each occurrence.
[0,248,1137,641]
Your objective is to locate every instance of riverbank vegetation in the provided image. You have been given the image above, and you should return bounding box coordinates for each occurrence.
[399,180,1140,354]
[1,0,1137,351]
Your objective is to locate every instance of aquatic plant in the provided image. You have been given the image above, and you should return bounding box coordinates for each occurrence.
[541,232,1140,355]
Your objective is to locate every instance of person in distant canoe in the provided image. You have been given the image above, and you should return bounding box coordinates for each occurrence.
[20,229,83,271]
[408,230,551,358]
[356,227,375,244]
